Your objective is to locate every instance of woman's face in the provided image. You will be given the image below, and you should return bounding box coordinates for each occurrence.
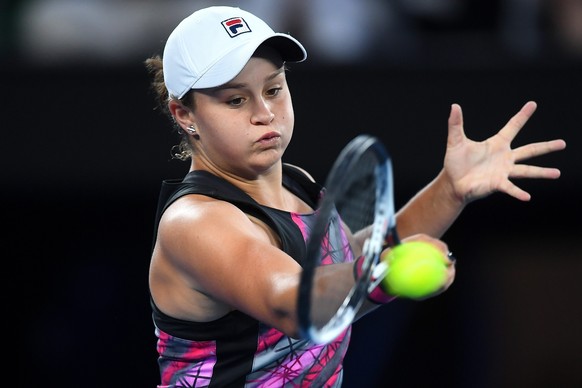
[191,49,295,178]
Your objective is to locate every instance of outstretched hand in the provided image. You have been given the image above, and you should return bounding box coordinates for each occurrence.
[444,101,566,204]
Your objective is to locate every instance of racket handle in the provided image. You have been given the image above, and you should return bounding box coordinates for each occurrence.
[382,229,400,250]
[353,256,396,304]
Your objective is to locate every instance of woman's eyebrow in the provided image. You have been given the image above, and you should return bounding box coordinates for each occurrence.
[212,67,285,92]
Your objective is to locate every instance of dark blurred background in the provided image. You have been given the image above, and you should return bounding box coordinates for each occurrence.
[5,1,581,387]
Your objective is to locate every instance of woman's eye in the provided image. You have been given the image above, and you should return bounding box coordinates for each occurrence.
[266,87,282,97]
[228,97,245,106]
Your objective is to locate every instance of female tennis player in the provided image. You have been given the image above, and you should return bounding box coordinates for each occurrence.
[145,6,566,387]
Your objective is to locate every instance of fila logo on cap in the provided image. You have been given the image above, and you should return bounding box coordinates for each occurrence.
[222,17,252,37]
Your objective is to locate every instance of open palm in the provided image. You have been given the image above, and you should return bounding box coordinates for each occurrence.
[443,101,566,204]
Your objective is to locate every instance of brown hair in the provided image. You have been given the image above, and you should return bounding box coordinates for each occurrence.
[144,55,194,161]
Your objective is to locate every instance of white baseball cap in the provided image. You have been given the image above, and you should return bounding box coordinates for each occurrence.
[162,6,307,99]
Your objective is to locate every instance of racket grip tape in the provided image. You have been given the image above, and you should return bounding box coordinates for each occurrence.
[353,256,396,304]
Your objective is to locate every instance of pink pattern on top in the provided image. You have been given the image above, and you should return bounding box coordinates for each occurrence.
[155,210,353,387]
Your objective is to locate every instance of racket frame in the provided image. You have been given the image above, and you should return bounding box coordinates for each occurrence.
[298,135,397,344]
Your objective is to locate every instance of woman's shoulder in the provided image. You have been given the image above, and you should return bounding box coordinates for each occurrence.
[163,192,249,225]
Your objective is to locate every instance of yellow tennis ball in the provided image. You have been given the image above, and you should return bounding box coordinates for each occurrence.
[381,241,448,299]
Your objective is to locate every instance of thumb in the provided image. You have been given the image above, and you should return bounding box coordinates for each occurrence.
[447,103,465,148]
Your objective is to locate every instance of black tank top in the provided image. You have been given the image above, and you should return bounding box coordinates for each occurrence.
[150,165,349,387]
[150,164,323,338]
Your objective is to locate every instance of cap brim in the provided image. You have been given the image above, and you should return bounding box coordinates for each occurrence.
[192,33,306,89]
[264,33,307,63]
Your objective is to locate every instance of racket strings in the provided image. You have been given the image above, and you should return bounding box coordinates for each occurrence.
[335,155,378,234]
[321,212,354,265]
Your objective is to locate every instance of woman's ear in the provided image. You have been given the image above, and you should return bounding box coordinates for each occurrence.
[168,99,194,131]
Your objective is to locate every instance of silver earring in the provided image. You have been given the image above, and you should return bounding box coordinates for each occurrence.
[187,125,196,135]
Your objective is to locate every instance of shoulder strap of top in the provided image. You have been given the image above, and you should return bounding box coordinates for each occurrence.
[281,163,322,208]
[151,170,263,250]
[151,166,322,255]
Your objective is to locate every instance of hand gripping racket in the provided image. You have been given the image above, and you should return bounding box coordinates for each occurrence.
[298,134,399,344]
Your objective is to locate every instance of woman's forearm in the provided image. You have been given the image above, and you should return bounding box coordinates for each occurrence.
[395,170,465,239]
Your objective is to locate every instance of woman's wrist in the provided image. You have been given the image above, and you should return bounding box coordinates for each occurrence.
[353,256,396,304]
[435,169,466,209]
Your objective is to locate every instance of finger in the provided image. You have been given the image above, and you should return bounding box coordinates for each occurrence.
[498,180,532,201]
[443,265,456,289]
[447,103,465,148]
[498,101,538,141]
[510,164,562,179]
[513,139,567,163]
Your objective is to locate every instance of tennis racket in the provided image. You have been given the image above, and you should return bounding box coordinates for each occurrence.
[298,134,399,344]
